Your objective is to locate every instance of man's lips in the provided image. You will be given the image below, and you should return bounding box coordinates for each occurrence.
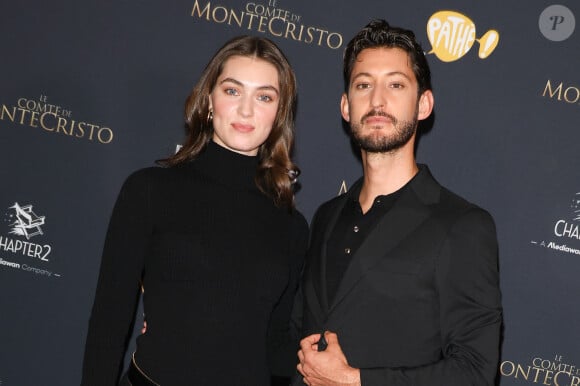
[364,116,393,125]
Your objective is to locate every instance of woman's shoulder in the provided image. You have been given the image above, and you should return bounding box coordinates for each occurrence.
[290,208,309,231]
[123,163,196,185]
[286,208,309,245]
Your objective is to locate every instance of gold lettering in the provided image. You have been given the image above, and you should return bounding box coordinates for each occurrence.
[97,127,114,144]
[191,0,211,19]
[327,32,343,49]
[17,108,29,125]
[544,370,554,385]
[315,28,328,46]
[40,112,56,131]
[228,8,243,27]
[188,1,342,49]
[29,111,40,127]
[304,26,315,44]
[212,6,228,23]
[515,364,532,380]
[268,17,283,37]
[257,15,268,32]
[56,117,70,135]
[533,367,545,383]
[543,80,563,100]
[1,104,16,121]
[338,180,348,195]
[75,121,86,138]
[554,371,570,386]
[564,86,580,104]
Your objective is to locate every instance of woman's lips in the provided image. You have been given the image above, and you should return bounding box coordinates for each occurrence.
[231,122,254,132]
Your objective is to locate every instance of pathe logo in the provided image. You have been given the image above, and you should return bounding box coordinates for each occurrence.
[426,10,499,62]
[530,192,580,256]
[1,201,60,278]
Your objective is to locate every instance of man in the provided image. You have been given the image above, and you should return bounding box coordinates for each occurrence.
[293,19,502,386]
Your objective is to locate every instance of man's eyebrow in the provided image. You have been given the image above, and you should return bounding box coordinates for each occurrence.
[351,71,412,81]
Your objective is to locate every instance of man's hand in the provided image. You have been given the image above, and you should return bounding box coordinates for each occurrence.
[297,331,361,386]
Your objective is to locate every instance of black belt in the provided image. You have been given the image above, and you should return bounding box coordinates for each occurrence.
[127,353,160,386]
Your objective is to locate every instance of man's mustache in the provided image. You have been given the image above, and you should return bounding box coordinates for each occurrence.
[360,109,397,125]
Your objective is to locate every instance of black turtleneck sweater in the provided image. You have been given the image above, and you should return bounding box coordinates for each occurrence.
[81,141,309,385]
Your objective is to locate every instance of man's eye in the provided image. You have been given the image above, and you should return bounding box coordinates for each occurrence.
[355,83,370,90]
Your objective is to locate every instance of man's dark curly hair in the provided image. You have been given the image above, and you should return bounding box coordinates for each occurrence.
[343,19,432,95]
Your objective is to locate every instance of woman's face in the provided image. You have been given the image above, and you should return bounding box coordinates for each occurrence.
[209,55,280,156]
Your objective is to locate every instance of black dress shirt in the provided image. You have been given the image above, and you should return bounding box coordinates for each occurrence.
[325,183,408,305]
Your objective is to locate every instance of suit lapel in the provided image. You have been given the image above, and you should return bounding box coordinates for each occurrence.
[328,166,441,316]
[304,182,358,325]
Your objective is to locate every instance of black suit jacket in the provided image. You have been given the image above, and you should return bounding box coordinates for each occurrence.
[293,165,502,386]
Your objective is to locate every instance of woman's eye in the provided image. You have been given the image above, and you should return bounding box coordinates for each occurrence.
[258,94,273,102]
[225,88,239,96]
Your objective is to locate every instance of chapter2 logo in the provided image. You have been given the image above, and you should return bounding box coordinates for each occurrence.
[426,10,499,62]
[0,202,52,269]
[8,202,45,240]
[530,192,580,256]
[554,192,580,239]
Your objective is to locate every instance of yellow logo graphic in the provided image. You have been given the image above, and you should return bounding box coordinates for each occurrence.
[427,11,499,62]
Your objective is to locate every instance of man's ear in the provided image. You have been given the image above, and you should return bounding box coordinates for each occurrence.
[340,93,350,122]
[417,90,434,121]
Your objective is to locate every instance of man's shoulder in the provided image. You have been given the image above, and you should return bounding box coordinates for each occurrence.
[431,185,496,231]
[415,164,492,217]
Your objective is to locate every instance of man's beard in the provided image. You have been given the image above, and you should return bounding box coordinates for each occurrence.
[350,108,418,153]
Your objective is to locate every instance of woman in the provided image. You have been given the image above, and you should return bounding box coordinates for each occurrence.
[81,35,308,385]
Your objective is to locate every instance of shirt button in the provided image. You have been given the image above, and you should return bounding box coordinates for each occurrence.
[345,248,351,254]
[353,226,359,233]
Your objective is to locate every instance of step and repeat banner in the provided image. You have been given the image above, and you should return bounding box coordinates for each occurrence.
[1,1,578,385]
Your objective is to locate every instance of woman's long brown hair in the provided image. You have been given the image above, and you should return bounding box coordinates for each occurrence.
[159,35,299,210]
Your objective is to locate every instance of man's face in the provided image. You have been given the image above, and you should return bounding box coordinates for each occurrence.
[341,47,432,153]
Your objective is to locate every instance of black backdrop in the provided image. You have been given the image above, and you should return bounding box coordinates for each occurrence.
[1,1,579,385]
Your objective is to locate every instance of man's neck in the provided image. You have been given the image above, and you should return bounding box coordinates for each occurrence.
[358,147,418,214]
